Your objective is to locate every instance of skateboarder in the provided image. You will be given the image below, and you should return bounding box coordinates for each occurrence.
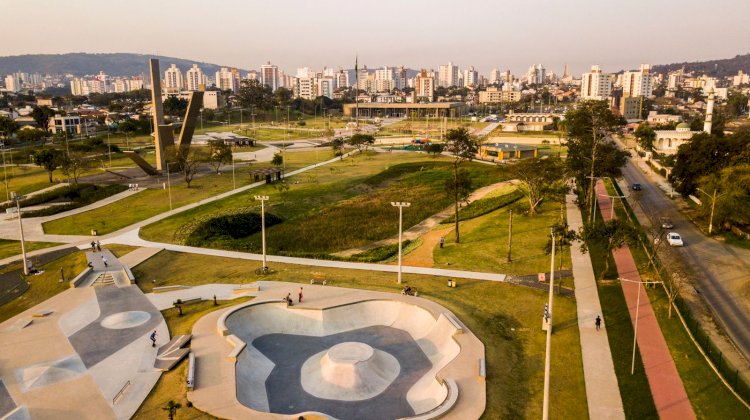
[595,315,602,331]
[90,241,96,252]
[102,255,108,267]
[150,330,157,347]
[96,241,101,252]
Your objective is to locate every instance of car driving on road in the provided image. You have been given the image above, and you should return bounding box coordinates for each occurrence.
[660,217,674,229]
[632,183,642,191]
[666,232,684,246]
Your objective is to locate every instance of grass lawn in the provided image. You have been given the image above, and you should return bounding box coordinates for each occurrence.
[377,119,488,138]
[0,239,61,260]
[140,153,507,255]
[435,201,572,277]
[130,250,587,419]
[132,298,250,420]
[1,166,55,197]
[41,150,332,236]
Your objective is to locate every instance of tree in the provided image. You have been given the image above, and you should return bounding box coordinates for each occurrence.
[671,131,750,195]
[237,79,274,110]
[725,92,749,117]
[443,127,479,243]
[16,128,47,142]
[564,100,628,214]
[425,143,444,156]
[33,148,63,183]
[162,400,181,420]
[207,140,233,174]
[30,106,56,131]
[118,118,138,146]
[271,152,283,167]
[510,157,565,215]
[696,164,750,229]
[273,87,293,107]
[168,146,208,188]
[59,152,89,184]
[545,220,579,293]
[348,133,375,152]
[581,219,639,279]
[331,137,345,156]
[634,123,656,153]
[0,116,18,139]
[163,96,188,116]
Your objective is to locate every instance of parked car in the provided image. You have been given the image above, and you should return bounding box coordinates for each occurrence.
[666,232,684,247]
[632,183,642,191]
[660,217,674,229]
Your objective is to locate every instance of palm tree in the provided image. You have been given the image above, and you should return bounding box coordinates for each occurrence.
[162,400,182,420]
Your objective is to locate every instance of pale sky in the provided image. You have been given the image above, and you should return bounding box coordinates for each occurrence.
[2,0,749,76]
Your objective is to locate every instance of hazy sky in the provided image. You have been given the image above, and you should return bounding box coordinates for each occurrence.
[2,0,749,76]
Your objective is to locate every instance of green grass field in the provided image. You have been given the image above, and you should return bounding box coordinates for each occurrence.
[42,150,334,236]
[130,250,587,419]
[0,239,61,260]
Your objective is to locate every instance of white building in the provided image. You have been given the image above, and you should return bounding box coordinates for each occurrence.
[646,111,682,125]
[260,61,279,91]
[334,69,349,89]
[4,74,21,92]
[622,64,653,98]
[415,70,435,101]
[526,64,546,85]
[186,64,205,91]
[317,77,335,99]
[580,65,612,100]
[215,67,240,92]
[294,77,317,100]
[464,66,479,87]
[654,122,698,155]
[489,68,501,85]
[732,70,749,86]
[438,62,459,87]
[48,114,81,134]
[164,64,184,92]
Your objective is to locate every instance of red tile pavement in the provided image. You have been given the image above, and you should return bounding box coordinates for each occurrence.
[595,180,695,420]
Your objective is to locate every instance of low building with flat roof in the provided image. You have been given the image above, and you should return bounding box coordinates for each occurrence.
[342,102,467,118]
[479,143,538,161]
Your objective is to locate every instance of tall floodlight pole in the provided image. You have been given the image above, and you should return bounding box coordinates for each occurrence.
[107,130,112,167]
[696,188,723,235]
[598,192,629,220]
[166,162,173,210]
[2,145,8,201]
[391,202,411,284]
[12,192,28,275]
[255,196,270,270]
[619,278,662,375]
[542,229,556,420]
[232,157,236,190]
[507,209,513,262]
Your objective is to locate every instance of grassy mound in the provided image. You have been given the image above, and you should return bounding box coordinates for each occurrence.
[441,188,523,224]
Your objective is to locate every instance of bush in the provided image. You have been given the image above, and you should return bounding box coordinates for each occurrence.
[441,189,523,224]
[348,241,411,262]
[177,208,283,247]
[9,184,129,217]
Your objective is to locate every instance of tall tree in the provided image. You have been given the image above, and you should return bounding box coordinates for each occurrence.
[581,218,639,279]
[443,127,479,243]
[59,152,89,184]
[33,148,63,183]
[348,133,375,152]
[696,164,750,229]
[671,131,750,195]
[163,96,188,116]
[30,106,56,131]
[237,79,274,110]
[207,140,233,174]
[0,116,18,139]
[511,157,565,215]
[634,123,656,153]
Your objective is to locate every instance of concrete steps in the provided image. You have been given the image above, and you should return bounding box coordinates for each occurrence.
[93,273,115,286]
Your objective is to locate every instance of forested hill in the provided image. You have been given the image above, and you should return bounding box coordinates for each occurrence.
[0,53,247,76]
[653,53,750,78]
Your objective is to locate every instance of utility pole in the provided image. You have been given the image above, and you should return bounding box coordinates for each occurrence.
[697,188,722,234]
[391,201,411,284]
[542,229,556,420]
[507,209,513,262]
[255,196,270,271]
[12,192,29,275]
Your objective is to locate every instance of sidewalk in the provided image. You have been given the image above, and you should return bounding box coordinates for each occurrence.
[596,180,695,420]
[566,193,625,420]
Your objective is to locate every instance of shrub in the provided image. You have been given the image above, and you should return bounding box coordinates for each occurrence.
[176,208,282,246]
[348,241,411,262]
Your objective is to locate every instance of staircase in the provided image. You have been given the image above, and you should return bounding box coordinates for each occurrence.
[93,272,115,286]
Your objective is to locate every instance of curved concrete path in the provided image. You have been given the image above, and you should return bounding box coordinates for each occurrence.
[595,180,695,420]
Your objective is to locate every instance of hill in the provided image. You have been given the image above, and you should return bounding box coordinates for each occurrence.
[0,52,247,77]
[652,53,750,78]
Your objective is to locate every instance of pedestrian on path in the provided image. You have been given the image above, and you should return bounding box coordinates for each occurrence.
[299,287,304,303]
[102,255,108,267]
[95,241,101,252]
[90,241,96,252]
[150,330,157,347]
[595,315,602,331]
[439,236,445,249]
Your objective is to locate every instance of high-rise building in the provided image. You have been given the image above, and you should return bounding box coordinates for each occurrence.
[5,74,21,92]
[438,62,459,87]
[464,66,479,87]
[215,67,240,92]
[294,77,317,100]
[374,66,394,82]
[164,64,184,93]
[526,64,546,85]
[186,64,205,91]
[489,68,501,85]
[395,66,407,90]
[580,65,612,100]
[356,66,369,91]
[622,64,653,98]
[334,69,349,89]
[261,61,279,90]
[317,77,335,99]
[415,69,435,101]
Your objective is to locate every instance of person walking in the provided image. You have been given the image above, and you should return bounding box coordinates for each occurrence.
[90,241,96,252]
[150,330,157,347]
[439,236,445,249]
[298,287,304,303]
[102,255,108,267]
[95,241,101,252]
[595,315,602,331]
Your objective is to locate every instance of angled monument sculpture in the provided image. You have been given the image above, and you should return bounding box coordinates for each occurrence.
[125,58,204,175]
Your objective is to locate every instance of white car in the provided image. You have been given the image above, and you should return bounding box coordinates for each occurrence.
[666,232,684,247]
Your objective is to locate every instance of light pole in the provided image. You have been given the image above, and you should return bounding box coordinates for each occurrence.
[391,201,411,284]
[255,195,270,271]
[166,162,173,210]
[232,156,236,190]
[11,192,29,275]
[2,144,8,201]
[106,130,112,167]
[586,176,601,224]
[598,192,629,220]
[696,188,724,235]
[619,278,662,374]
[542,229,556,420]
[507,209,513,263]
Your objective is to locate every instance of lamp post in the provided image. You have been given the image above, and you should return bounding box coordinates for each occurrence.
[166,162,173,210]
[619,278,662,374]
[2,144,8,201]
[598,192,629,220]
[586,176,601,224]
[255,195,270,271]
[391,201,411,284]
[696,188,724,235]
[542,228,556,420]
[11,192,28,275]
[232,156,236,190]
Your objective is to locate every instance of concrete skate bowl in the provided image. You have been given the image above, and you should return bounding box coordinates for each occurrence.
[220,299,465,420]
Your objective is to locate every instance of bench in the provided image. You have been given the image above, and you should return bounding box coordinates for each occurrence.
[232,283,260,294]
[174,297,202,306]
[479,358,486,378]
[32,310,53,318]
[69,267,93,288]
[443,312,464,334]
[226,335,246,360]
[310,272,328,285]
[186,352,196,390]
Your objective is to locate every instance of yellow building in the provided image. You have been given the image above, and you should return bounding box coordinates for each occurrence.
[479,143,538,161]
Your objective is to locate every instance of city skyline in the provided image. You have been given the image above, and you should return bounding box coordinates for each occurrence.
[2,0,749,76]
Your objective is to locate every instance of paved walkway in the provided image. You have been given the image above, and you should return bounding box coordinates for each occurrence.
[565,192,625,419]
[595,180,695,420]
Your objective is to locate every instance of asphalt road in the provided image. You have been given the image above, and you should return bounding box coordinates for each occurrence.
[619,152,750,364]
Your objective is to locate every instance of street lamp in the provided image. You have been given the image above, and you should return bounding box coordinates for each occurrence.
[542,228,556,420]
[391,201,411,284]
[166,162,173,210]
[255,195,270,271]
[598,192,629,221]
[696,188,724,235]
[619,278,662,375]
[11,192,29,275]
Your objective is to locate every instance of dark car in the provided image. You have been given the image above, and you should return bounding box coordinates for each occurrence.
[632,183,642,191]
